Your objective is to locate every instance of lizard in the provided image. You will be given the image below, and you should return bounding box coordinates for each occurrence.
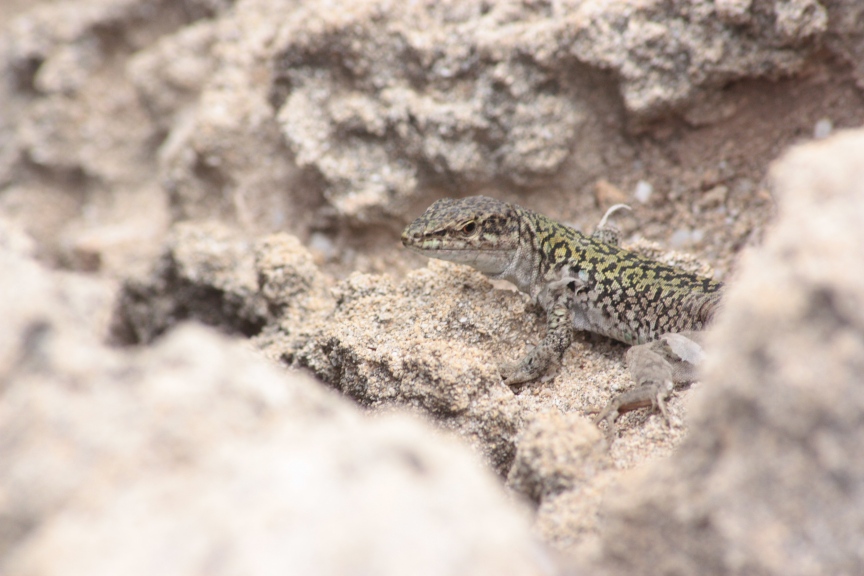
[401,195,723,433]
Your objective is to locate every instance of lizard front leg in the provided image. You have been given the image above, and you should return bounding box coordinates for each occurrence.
[501,295,574,387]
[594,331,705,434]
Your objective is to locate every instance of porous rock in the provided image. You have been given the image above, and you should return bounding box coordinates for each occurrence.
[116,221,333,343]
[282,260,538,475]
[0,0,231,269]
[267,0,833,217]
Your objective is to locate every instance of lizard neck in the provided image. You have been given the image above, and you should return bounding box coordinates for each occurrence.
[491,208,547,299]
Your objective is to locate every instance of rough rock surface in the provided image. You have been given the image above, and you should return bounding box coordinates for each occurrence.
[0,246,553,576]
[280,261,539,474]
[115,221,333,342]
[584,130,864,575]
[267,0,839,219]
[0,0,234,271]
[266,0,848,218]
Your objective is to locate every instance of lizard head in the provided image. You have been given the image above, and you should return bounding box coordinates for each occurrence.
[401,196,520,275]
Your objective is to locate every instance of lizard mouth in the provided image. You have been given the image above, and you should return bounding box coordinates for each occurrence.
[404,244,514,275]
[404,245,508,254]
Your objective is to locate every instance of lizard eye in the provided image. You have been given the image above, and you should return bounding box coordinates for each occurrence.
[460,221,477,236]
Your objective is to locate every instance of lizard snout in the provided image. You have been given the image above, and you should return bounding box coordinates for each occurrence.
[401,226,420,247]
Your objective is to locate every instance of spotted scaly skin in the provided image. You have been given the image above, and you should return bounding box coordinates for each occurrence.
[402,195,723,431]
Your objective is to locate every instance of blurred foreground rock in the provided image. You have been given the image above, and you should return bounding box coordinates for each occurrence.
[585,130,864,575]
[0,246,553,576]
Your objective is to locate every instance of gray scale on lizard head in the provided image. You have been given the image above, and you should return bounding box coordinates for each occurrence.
[402,196,523,276]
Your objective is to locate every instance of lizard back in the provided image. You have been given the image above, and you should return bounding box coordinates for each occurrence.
[518,207,722,344]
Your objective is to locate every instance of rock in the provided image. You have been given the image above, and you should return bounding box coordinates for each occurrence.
[0,0,229,266]
[824,1,864,91]
[266,0,833,217]
[115,222,533,474]
[593,179,629,210]
[115,221,335,344]
[4,0,225,180]
[0,251,119,363]
[505,412,616,552]
[0,246,554,576]
[0,216,36,257]
[507,410,608,504]
[149,18,307,231]
[586,129,864,575]
[8,0,834,225]
[116,221,266,343]
[282,260,534,474]
[117,218,684,523]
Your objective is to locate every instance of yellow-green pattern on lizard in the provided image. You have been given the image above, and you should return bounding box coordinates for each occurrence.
[401,196,723,431]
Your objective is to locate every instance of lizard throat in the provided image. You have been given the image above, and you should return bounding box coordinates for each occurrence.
[405,245,515,276]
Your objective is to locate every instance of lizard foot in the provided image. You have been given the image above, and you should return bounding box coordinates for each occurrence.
[593,379,673,436]
[500,359,543,389]
[500,308,571,389]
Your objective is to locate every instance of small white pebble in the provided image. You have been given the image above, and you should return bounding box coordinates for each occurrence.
[669,228,692,248]
[814,118,833,139]
[634,180,653,204]
[308,232,337,260]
